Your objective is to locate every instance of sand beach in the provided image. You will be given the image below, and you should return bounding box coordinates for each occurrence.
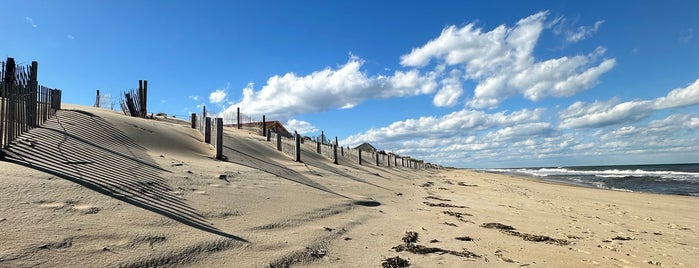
[1,105,697,267]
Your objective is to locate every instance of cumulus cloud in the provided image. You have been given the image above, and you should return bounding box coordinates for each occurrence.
[432,69,463,107]
[341,108,546,146]
[209,89,227,104]
[400,11,614,109]
[653,78,699,109]
[560,78,699,128]
[221,56,438,120]
[285,119,318,134]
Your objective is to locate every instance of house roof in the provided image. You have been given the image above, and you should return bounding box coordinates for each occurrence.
[354,142,377,152]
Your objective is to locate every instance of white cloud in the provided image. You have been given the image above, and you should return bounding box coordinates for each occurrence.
[188,95,199,101]
[565,20,604,43]
[221,56,438,120]
[653,78,699,109]
[560,78,699,128]
[432,69,463,107]
[285,119,318,134]
[341,108,545,146]
[399,11,614,109]
[209,89,227,104]
[25,17,37,28]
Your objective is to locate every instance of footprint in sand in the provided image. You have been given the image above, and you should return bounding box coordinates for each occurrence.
[38,202,68,209]
[72,205,101,214]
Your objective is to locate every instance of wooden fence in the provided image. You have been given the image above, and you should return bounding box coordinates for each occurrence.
[1,58,61,150]
[192,105,224,160]
[119,80,148,118]
[189,108,432,169]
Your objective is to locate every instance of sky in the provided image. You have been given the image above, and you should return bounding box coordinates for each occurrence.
[2,1,698,168]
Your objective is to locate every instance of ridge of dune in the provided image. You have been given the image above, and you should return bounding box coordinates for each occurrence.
[1,104,697,267]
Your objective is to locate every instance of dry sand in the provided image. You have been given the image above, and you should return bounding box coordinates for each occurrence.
[1,104,697,267]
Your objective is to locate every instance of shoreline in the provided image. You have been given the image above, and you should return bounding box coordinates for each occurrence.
[471,166,699,197]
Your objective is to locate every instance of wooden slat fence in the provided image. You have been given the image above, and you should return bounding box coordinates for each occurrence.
[1,58,61,150]
[189,109,432,169]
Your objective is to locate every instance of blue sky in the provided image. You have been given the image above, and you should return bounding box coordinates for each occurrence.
[3,1,698,168]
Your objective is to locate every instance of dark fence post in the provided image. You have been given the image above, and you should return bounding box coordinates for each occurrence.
[316,140,321,154]
[387,154,391,167]
[29,61,38,128]
[262,115,266,136]
[276,131,282,151]
[191,113,196,128]
[333,144,338,164]
[95,90,100,107]
[204,117,212,143]
[237,107,241,129]
[215,118,223,160]
[4,58,16,147]
[321,131,325,145]
[267,129,271,141]
[375,152,379,166]
[295,131,301,162]
[358,149,362,165]
[142,80,148,118]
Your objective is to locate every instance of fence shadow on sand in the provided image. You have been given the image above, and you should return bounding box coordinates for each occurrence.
[3,109,247,242]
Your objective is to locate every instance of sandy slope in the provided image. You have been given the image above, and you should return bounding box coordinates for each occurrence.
[1,104,697,267]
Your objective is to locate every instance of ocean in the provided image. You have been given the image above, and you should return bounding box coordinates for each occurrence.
[481,163,699,197]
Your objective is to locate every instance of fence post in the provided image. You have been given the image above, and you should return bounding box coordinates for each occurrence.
[295,131,301,162]
[276,131,282,151]
[142,80,148,118]
[358,149,362,165]
[321,131,325,145]
[191,113,196,128]
[333,144,338,164]
[267,129,271,142]
[215,118,223,160]
[28,61,38,129]
[316,140,321,154]
[237,107,241,129]
[387,154,391,167]
[4,58,15,147]
[204,117,212,143]
[262,115,266,136]
[375,152,379,166]
[95,90,100,107]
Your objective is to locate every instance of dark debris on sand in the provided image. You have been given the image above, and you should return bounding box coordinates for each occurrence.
[382,256,410,268]
[480,222,515,231]
[455,236,474,241]
[425,196,452,202]
[423,202,467,208]
[480,223,570,246]
[443,211,474,224]
[392,231,481,260]
[402,231,419,244]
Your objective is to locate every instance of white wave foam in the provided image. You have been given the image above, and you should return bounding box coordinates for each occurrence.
[484,167,699,181]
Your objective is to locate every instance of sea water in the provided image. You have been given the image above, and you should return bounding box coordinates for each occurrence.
[481,163,699,197]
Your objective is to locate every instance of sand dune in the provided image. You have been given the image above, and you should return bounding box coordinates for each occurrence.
[1,104,697,267]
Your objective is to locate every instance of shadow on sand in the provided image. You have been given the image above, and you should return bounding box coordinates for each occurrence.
[3,109,247,242]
